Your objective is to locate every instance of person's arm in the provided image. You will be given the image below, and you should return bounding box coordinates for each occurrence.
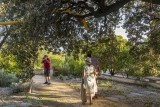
[97,59,100,74]
[82,69,85,84]
[82,69,85,79]
[94,68,96,76]
[83,69,85,78]
[46,58,50,63]
[97,64,100,71]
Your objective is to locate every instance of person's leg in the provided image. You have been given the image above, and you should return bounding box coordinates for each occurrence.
[45,75,47,81]
[44,77,48,84]
[48,76,50,81]
[47,76,50,83]
[47,69,51,84]
[95,75,98,99]
[44,70,48,84]
[89,94,93,105]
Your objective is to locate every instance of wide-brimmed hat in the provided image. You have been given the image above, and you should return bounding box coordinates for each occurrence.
[85,57,92,64]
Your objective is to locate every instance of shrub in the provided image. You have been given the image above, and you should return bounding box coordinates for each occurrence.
[10,82,31,93]
[58,74,64,80]
[64,55,84,77]
[35,51,85,77]
[0,71,18,87]
[53,54,85,77]
[58,65,70,76]
[100,81,112,87]
[0,54,21,74]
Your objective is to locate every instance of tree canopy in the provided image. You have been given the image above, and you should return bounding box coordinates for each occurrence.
[0,0,159,50]
[0,0,160,79]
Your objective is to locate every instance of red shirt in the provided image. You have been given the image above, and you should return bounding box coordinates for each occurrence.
[43,58,51,69]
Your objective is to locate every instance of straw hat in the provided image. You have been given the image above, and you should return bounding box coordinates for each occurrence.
[85,57,92,64]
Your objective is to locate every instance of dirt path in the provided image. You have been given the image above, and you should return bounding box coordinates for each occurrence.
[32,75,128,107]
[1,75,159,107]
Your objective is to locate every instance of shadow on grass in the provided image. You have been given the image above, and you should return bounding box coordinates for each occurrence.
[38,99,77,107]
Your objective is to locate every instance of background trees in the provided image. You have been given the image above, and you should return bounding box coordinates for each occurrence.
[0,0,160,79]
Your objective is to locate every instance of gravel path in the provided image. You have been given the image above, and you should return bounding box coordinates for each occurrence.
[32,75,128,107]
[2,75,159,107]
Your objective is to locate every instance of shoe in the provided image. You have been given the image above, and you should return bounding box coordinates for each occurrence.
[92,96,95,100]
[90,102,93,105]
[82,102,85,105]
[95,94,98,99]
[43,82,48,84]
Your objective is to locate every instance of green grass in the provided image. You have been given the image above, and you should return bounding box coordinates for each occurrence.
[100,81,112,87]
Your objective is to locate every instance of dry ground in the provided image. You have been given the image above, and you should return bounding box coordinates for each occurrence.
[0,75,160,107]
[0,75,128,107]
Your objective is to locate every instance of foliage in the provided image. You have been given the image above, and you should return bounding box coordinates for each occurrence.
[10,82,31,93]
[89,35,160,77]
[0,53,20,73]
[34,50,64,70]
[90,35,130,74]
[1,38,37,81]
[54,54,85,77]
[122,1,160,77]
[100,81,112,87]
[34,50,84,77]
[63,54,84,77]
[58,74,64,81]
[0,0,160,80]
[128,42,160,78]
[0,71,18,87]
[0,0,121,54]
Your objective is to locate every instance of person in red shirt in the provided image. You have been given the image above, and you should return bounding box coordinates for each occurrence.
[42,55,51,85]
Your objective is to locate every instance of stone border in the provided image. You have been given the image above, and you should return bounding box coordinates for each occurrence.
[99,75,160,89]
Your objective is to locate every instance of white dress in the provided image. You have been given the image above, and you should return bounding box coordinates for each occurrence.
[83,65,97,96]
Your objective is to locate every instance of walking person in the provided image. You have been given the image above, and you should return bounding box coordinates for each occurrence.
[42,55,51,85]
[87,51,100,99]
[82,57,97,105]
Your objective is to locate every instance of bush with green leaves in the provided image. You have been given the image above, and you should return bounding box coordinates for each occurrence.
[58,74,64,80]
[35,50,85,77]
[55,56,84,77]
[0,53,21,74]
[61,55,84,77]
[34,50,64,70]
[0,71,18,87]
[10,82,31,93]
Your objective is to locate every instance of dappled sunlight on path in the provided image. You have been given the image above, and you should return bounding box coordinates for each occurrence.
[32,75,128,107]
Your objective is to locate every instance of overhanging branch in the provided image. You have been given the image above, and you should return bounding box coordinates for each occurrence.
[0,26,9,49]
[68,0,160,18]
[92,0,131,18]
[142,0,160,5]
[67,0,131,18]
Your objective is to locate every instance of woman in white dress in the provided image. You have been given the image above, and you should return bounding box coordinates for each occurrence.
[82,57,97,105]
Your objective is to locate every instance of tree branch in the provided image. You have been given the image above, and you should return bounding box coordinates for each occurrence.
[142,0,160,5]
[77,1,94,13]
[0,27,9,49]
[68,0,131,18]
[93,0,131,18]
[50,0,160,19]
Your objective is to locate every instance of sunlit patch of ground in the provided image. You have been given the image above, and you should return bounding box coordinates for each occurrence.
[0,75,128,107]
[65,79,160,107]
